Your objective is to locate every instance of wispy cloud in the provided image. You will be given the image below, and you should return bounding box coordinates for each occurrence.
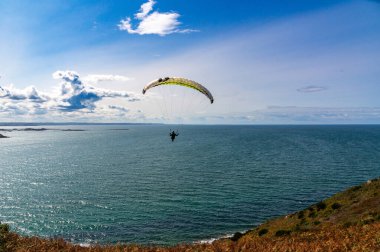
[0,71,140,119]
[254,106,380,124]
[118,0,197,36]
[107,105,132,117]
[0,85,50,102]
[82,74,132,84]
[297,85,327,93]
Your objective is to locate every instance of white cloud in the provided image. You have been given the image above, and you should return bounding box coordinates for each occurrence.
[118,18,136,33]
[106,105,134,117]
[52,70,139,111]
[0,84,50,102]
[0,71,140,119]
[297,86,327,93]
[109,105,129,113]
[135,0,155,20]
[118,0,196,36]
[82,74,132,84]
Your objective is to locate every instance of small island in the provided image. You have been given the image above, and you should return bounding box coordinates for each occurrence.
[0,128,85,132]
[0,128,85,139]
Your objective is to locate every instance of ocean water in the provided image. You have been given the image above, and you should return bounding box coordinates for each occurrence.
[0,125,379,245]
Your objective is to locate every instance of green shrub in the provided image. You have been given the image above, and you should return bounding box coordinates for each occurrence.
[343,222,352,228]
[0,223,8,233]
[0,223,10,252]
[230,232,243,241]
[308,211,317,218]
[313,221,321,225]
[331,202,342,210]
[297,211,304,219]
[294,224,301,231]
[316,201,327,211]
[362,218,375,225]
[350,185,362,192]
[258,228,268,236]
[299,218,308,225]
[275,230,291,237]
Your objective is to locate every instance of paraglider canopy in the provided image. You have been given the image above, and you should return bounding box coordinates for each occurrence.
[142,77,214,104]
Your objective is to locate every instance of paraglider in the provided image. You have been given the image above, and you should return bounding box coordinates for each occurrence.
[142,77,214,141]
[169,130,179,142]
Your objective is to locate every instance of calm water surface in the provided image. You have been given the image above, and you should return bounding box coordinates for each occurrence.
[0,125,379,245]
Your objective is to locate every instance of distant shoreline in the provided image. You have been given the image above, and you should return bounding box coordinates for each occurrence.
[0,128,86,138]
[0,122,161,126]
[0,128,85,132]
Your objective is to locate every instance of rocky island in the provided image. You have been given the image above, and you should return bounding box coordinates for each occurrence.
[0,128,85,132]
[0,133,9,138]
[0,128,84,139]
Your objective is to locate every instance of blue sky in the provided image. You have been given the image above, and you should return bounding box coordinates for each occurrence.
[0,0,379,124]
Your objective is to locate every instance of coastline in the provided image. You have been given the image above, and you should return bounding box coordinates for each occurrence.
[1,177,379,251]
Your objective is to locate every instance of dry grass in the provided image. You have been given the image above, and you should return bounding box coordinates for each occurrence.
[1,223,380,251]
[246,177,380,238]
[234,223,380,252]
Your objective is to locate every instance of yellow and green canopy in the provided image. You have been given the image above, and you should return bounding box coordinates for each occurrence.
[142,77,214,104]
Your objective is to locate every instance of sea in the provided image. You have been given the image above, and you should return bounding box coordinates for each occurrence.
[0,124,379,246]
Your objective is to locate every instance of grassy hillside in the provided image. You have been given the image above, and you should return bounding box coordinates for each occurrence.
[1,177,380,251]
[245,177,380,238]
